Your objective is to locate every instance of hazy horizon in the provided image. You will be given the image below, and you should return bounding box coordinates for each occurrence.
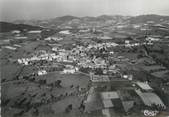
[1,0,169,22]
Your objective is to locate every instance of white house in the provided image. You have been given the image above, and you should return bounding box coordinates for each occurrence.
[59,30,71,35]
[63,69,76,74]
[146,37,160,42]
[38,70,47,76]
[11,30,21,34]
[28,30,42,34]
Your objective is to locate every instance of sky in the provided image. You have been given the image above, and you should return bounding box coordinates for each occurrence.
[0,0,169,21]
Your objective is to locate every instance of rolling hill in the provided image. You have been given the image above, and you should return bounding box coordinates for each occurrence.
[0,22,43,32]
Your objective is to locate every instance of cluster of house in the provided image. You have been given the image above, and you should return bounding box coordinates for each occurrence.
[90,72,110,82]
[124,39,154,48]
[87,42,118,49]
[17,51,58,65]
[17,48,78,65]
[51,43,117,69]
[17,49,81,75]
[38,70,47,76]
[45,36,63,41]
[61,65,79,74]
[78,57,107,69]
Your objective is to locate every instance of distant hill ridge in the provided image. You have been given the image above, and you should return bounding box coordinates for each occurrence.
[9,14,169,24]
[1,14,169,32]
[129,14,169,24]
[0,22,42,32]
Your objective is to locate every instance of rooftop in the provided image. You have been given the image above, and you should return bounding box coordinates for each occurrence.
[136,82,153,91]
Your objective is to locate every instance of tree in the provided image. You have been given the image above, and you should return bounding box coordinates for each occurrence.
[55,80,62,87]
[65,104,73,113]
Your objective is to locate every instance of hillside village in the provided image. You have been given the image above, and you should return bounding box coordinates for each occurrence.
[1,15,169,117]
